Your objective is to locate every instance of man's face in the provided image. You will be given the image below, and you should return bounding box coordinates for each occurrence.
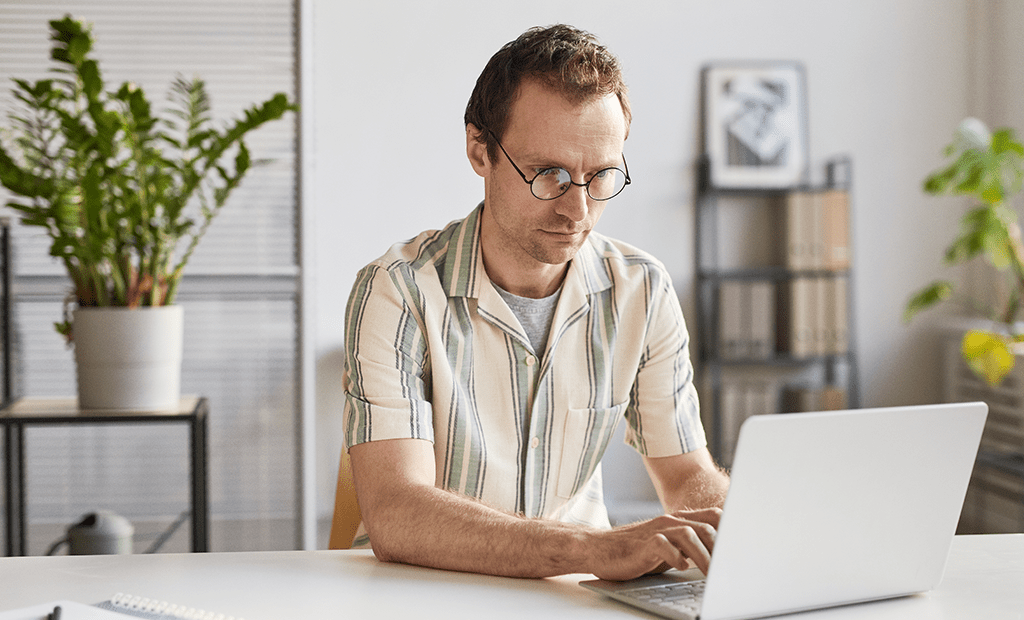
[471,79,628,294]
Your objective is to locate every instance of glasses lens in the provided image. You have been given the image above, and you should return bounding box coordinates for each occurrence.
[531,168,573,200]
[587,168,628,200]
[529,166,629,200]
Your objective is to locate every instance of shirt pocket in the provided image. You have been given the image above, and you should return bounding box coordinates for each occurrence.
[556,401,628,499]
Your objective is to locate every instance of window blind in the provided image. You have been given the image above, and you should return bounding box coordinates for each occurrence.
[0,0,301,553]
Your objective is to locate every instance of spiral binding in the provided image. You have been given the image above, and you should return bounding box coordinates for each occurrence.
[96,593,245,620]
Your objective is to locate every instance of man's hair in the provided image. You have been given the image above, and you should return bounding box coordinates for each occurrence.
[464,24,631,163]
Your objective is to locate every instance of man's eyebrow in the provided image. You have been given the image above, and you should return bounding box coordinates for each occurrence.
[514,149,562,167]
[521,153,623,171]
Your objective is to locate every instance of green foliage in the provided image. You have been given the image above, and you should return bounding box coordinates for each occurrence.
[904,118,1024,384]
[961,330,1018,386]
[903,281,953,323]
[0,15,297,332]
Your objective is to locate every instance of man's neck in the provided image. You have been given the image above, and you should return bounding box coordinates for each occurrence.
[483,259,567,298]
[476,202,573,298]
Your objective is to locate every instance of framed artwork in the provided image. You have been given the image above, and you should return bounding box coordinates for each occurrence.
[702,62,808,188]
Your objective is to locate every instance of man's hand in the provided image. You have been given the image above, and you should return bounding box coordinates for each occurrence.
[585,508,721,581]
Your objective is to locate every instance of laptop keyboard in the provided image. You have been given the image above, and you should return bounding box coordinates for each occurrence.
[612,578,706,619]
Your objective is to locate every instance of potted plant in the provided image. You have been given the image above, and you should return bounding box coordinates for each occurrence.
[904,117,1024,386]
[0,15,296,409]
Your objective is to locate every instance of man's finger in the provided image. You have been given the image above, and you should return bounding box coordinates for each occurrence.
[649,533,693,573]
[660,525,712,574]
[670,507,722,528]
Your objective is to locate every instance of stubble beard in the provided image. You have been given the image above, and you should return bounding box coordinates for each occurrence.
[520,229,588,266]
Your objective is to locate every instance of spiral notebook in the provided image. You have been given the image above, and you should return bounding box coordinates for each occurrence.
[95,593,244,620]
[0,595,243,620]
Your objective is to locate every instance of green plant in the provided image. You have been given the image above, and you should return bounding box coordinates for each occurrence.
[904,117,1024,385]
[0,15,296,338]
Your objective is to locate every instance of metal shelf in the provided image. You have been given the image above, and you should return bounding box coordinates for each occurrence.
[694,155,860,462]
[698,267,852,281]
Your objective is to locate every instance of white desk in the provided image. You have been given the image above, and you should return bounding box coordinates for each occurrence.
[0,535,1021,619]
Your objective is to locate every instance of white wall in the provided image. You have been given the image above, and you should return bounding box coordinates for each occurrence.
[978,2,1024,129]
[311,0,989,516]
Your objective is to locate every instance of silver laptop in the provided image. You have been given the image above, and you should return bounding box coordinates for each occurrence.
[581,402,988,620]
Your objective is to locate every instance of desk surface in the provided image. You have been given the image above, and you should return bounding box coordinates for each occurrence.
[0,535,1021,619]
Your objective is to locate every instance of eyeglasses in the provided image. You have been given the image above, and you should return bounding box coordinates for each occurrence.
[489,131,630,201]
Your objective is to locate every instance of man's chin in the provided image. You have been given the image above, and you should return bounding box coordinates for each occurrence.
[532,246,581,266]
[533,233,587,264]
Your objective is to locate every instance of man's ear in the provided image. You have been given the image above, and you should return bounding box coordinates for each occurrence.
[466,123,491,178]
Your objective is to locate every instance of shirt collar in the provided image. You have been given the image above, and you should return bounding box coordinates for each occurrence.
[442,203,613,300]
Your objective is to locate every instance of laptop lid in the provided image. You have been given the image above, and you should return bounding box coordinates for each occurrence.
[699,402,987,620]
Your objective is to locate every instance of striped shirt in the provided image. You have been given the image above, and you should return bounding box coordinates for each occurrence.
[343,204,706,546]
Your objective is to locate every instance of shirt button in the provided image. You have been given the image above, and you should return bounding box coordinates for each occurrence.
[525,355,536,366]
[530,436,540,449]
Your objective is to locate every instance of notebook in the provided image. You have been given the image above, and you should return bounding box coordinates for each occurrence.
[0,601,123,620]
[0,595,243,620]
[581,402,988,620]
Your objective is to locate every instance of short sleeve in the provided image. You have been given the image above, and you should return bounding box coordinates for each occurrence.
[342,263,434,450]
[622,270,706,457]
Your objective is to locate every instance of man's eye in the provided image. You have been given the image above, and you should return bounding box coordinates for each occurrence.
[536,167,563,178]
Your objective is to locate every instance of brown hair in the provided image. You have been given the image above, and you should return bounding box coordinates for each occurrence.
[464,24,631,163]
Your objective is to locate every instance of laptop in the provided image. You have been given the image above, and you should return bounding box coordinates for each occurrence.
[580,402,988,620]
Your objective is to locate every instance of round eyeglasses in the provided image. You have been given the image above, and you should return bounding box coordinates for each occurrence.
[489,131,631,201]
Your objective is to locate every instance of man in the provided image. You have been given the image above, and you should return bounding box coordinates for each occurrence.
[343,24,729,580]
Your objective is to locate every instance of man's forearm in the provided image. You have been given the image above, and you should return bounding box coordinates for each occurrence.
[644,448,730,514]
[363,478,721,581]
[364,481,594,578]
[666,466,729,512]
[351,439,596,577]
[351,439,719,580]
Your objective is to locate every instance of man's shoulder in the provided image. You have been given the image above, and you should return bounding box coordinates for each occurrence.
[364,215,468,273]
[353,207,484,303]
[586,230,670,277]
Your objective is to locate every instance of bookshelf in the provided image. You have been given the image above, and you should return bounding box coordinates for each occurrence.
[695,155,860,465]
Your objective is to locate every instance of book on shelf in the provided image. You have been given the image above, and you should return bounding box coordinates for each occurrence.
[825,276,849,354]
[718,280,775,360]
[749,281,774,359]
[777,276,812,358]
[717,379,775,466]
[780,385,848,413]
[717,275,847,361]
[783,189,850,272]
[821,189,850,270]
[719,281,744,359]
[784,191,817,271]
[777,275,848,358]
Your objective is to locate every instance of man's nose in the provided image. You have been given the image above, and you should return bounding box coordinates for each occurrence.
[555,183,589,222]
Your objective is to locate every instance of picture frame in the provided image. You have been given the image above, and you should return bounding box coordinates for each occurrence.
[702,62,809,189]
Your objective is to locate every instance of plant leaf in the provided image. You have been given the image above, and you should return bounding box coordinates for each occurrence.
[961,330,1016,385]
[904,281,953,322]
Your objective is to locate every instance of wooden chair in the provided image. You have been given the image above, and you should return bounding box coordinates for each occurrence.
[328,448,362,549]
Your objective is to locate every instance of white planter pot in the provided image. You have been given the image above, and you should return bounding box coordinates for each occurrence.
[73,306,184,411]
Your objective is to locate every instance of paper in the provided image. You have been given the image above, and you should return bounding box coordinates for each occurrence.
[0,600,128,620]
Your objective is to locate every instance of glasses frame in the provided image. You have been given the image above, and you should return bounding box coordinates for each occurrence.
[488,130,631,201]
